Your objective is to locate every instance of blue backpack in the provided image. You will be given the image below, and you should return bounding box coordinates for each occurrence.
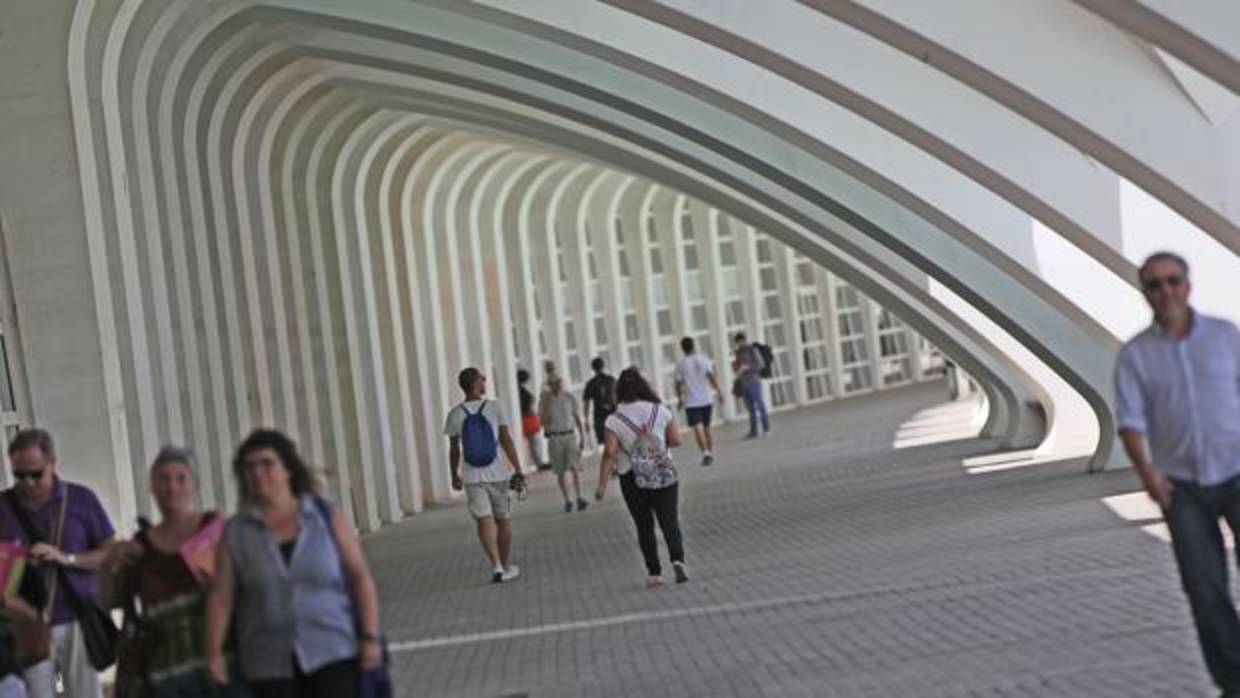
[461,401,498,467]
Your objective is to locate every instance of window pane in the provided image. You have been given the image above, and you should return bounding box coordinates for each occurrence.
[719,242,736,266]
[691,305,708,330]
[652,281,667,308]
[657,309,674,336]
[683,245,700,270]
[759,268,778,291]
[765,295,783,319]
[798,261,814,286]
[756,239,772,263]
[686,272,705,302]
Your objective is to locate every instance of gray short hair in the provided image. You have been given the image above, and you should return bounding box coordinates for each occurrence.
[1138,251,1189,284]
[151,445,197,478]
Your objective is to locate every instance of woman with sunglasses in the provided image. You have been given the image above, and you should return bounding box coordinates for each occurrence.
[205,430,382,698]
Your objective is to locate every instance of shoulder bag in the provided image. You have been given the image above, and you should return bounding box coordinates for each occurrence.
[312,497,392,698]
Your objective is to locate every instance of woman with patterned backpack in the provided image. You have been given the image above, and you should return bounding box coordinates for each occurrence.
[594,367,688,588]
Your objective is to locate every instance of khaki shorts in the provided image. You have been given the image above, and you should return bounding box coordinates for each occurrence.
[465,481,512,520]
[547,433,582,476]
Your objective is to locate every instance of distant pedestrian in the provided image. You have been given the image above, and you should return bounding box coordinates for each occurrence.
[1114,252,1240,696]
[595,368,688,588]
[445,368,527,584]
[206,430,383,697]
[1,428,116,698]
[733,333,770,439]
[539,373,588,513]
[517,369,548,471]
[582,357,618,447]
[675,337,723,466]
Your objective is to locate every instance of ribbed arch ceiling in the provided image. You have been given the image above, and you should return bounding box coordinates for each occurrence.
[60,0,1240,527]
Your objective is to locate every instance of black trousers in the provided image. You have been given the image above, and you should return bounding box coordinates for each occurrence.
[247,657,358,698]
[1165,477,1240,692]
[619,471,684,576]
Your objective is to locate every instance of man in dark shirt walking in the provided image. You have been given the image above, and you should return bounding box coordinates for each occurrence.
[582,357,617,448]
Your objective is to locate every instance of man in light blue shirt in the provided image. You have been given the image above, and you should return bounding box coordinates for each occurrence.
[1115,251,1240,696]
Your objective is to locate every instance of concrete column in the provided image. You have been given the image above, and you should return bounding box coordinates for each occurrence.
[816,269,847,400]
[626,184,664,384]
[863,296,885,395]
[776,247,810,406]
[553,164,599,385]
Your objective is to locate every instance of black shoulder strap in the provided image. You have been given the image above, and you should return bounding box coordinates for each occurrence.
[5,488,46,545]
[9,488,91,615]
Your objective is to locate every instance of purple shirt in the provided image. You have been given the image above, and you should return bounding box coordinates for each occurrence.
[0,478,115,625]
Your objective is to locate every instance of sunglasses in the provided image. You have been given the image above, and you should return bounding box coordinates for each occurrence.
[12,468,45,482]
[1143,274,1185,292]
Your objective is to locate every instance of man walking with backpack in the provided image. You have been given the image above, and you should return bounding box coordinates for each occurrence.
[445,368,526,584]
[582,357,618,449]
[734,333,771,439]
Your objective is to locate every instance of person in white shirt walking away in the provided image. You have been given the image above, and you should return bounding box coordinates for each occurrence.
[444,368,527,584]
[675,337,724,467]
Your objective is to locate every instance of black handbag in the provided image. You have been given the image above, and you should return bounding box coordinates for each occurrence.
[57,568,118,670]
[5,488,118,670]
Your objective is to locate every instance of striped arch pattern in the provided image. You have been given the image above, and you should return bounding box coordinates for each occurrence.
[0,0,1237,530]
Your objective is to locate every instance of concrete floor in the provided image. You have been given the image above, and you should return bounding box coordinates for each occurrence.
[363,382,1214,697]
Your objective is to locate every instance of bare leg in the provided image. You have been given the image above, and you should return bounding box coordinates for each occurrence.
[556,471,571,503]
[570,468,583,500]
[703,425,714,452]
[476,516,500,567]
[692,424,707,451]
[496,518,513,568]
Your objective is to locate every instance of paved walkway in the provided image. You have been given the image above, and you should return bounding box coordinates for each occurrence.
[364,382,1214,697]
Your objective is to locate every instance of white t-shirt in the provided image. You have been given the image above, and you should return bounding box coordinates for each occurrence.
[444,399,511,484]
[604,401,674,476]
[675,353,716,408]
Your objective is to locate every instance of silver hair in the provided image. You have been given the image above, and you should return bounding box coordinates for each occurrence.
[151,445,198,478]
[1137,251,1189,284]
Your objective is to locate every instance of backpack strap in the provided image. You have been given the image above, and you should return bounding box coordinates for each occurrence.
[462,400,486,417]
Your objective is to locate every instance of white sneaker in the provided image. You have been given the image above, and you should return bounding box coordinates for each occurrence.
[501,565,521,582]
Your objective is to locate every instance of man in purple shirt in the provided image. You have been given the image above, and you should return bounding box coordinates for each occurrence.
[1,429,114,698]
[1115,252,1240,697]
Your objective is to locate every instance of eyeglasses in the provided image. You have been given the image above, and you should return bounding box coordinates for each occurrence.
[1143,274,1185,292]
[12,469,45,482]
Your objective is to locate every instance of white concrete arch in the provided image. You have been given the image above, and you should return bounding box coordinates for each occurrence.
[1071,0,1240,96]
[38,0,1224,529]
[799,1,1240,245]
[118,6,1096,468]
[494,156,560,428]
[220,24,1116,463]
[377,123,451,508]
[174,57,1051,461]
[357,114,432,515]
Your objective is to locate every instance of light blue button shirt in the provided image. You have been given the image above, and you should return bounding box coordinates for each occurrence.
[1114,312,1240,485]
[225,496,357,680]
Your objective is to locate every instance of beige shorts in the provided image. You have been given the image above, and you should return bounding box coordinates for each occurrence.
[547,433,582,476]
[465,481,512,520]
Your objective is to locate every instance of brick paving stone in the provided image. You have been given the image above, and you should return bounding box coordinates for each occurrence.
[363,382,1219,697]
